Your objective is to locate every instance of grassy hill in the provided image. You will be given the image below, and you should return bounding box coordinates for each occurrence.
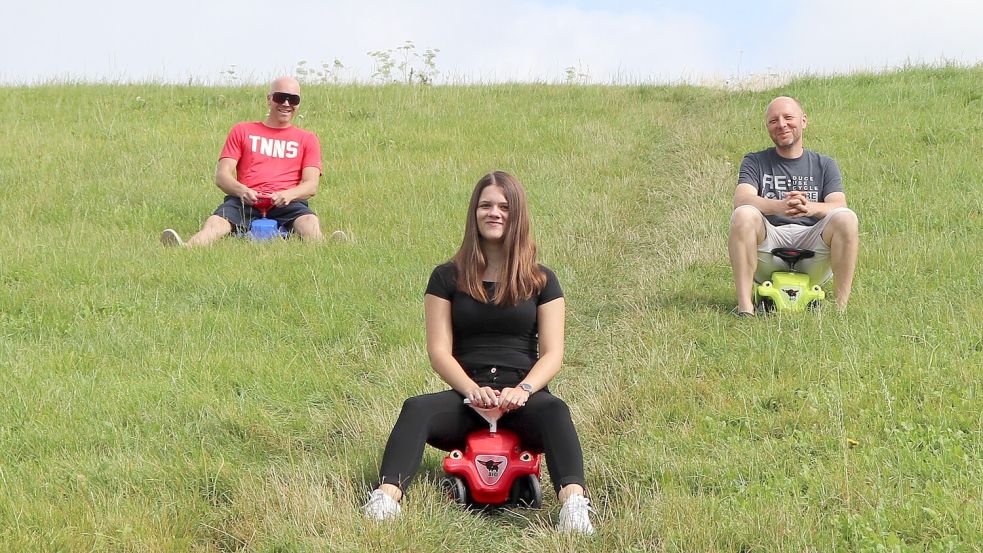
[1,66,981,551]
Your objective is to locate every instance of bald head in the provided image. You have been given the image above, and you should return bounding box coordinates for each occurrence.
[270,76,300,95]
[766,96,803,119]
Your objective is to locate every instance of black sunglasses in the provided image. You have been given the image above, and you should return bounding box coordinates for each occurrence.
[270,92,301,106]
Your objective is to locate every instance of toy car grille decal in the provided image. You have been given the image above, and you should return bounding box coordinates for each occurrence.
[475,455,508,486]
[782,287,802,301]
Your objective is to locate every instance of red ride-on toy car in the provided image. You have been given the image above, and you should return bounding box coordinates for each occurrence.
[440,399,543,509]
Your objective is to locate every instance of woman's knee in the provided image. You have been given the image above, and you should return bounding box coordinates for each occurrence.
[526,393,572,421]
[399,395,430,417]
[398,392,461,422]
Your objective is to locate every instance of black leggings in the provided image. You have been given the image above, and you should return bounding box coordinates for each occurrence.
[378,389,586,495]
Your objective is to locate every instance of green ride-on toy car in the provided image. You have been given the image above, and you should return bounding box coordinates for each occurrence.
[754,248,825,313]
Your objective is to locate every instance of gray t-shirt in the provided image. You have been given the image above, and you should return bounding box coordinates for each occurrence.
[738,147,844,226]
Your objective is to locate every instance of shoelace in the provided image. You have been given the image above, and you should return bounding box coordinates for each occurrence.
[365,490,398,516]
[561,496,594,526]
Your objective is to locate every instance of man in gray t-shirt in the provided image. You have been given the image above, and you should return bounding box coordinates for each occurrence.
[728,96,859,314]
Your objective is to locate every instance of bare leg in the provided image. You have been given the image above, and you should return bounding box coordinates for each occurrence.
[558,483,585,502]
[822,209,859,310]
[728,206,767,314]
[292,213,324,241]
[377,483,402,502]
[187,215,233,247]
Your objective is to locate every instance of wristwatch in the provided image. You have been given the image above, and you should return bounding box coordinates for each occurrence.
[518,383,533,394]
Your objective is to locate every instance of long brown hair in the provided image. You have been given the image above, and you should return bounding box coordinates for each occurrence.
[451,171,546,306]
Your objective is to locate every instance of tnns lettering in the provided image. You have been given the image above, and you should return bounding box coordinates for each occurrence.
[247,135,299,158]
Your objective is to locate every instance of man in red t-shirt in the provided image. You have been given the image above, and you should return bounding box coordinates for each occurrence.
[162,76,339,246]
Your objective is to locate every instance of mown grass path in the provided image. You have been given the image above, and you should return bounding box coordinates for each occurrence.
[1,67,981,551]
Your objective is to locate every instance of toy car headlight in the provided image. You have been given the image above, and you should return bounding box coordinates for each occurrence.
[450,450,463,459]
[519,452,533,462]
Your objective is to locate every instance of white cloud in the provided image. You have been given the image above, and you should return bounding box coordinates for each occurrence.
[0,0,980,84]
[746,0,983,76]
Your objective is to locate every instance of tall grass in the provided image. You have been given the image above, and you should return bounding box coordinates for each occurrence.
[0,66,981,551]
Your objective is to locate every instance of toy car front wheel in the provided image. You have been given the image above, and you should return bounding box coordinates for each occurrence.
[441,476,468,506]
[510,474,542,509]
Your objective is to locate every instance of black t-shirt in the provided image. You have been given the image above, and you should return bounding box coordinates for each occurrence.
[425,262,563,382]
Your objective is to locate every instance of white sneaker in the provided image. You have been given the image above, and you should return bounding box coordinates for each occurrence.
[160,229,185,247]
[557,494,595,535]
[363,489,401,521]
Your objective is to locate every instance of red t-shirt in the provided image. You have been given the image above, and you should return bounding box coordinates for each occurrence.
[219,122,323,194]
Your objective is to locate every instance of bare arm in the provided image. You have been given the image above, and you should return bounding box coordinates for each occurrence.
[424,294,499,407]
[735,184,847,220]
[271,166,320,207]
[215,157,258,204]
[499,298,565,411]
[734,183,785,215]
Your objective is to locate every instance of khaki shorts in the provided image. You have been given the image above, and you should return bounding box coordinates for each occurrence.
[732,205,854,285]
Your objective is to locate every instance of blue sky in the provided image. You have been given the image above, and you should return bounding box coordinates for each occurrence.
[2,0,980,85]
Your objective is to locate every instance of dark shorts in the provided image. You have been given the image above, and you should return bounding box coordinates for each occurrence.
[212,195,316,233]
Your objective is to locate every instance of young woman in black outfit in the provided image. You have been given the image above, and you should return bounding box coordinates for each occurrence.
[363,171,595,534]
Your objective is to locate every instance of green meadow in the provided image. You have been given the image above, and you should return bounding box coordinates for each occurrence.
[1,66,981,551]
